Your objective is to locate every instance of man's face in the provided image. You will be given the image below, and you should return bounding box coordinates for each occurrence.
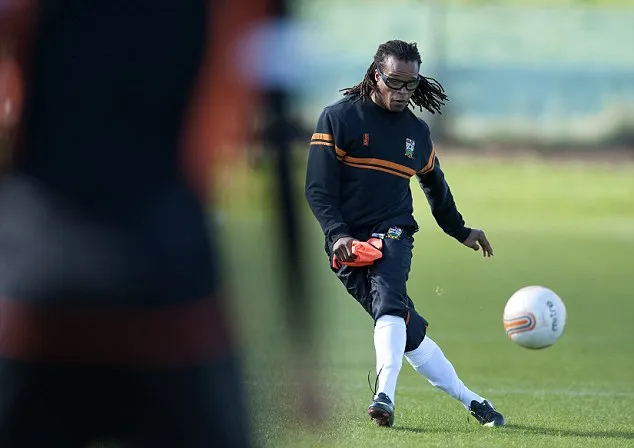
[373,56,420,112]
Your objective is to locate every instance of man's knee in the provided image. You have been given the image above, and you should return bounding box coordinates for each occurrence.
[371,308,427,353]
[404,310,428,352]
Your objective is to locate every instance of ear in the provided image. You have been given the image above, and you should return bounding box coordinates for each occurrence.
[373,68,380,84]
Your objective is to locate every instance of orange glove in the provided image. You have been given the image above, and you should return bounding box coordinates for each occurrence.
[332,237,383,269]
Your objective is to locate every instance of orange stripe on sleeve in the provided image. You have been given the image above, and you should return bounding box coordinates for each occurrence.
[417,145,436,175]
[311,133,333,142]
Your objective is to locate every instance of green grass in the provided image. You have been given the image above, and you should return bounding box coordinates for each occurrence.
[217,153,634,448]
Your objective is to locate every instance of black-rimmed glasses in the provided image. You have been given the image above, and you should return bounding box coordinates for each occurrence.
[377,67,421,91]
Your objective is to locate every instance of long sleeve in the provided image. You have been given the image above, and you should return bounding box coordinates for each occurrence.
[305,107,350,248]
[416,131,471,243]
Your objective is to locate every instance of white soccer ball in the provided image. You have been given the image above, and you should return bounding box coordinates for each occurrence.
[503,286,567,349]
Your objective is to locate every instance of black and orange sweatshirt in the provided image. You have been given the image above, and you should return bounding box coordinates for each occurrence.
[305,94,471,252]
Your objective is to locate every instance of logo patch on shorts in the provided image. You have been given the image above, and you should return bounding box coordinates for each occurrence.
[385,227,403,240]
[405,138,415,159]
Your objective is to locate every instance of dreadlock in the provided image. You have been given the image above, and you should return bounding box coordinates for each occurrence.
[340,40,448,114]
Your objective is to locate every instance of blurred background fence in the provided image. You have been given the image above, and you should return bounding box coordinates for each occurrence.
[284,0,634,151]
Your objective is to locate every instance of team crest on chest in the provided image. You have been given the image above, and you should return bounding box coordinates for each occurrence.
[405,138,415,159]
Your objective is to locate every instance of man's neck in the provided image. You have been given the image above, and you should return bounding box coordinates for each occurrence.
[370,91,387,110]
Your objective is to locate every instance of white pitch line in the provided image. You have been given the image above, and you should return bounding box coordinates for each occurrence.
[479,388,634,398]
[395,385,634,398]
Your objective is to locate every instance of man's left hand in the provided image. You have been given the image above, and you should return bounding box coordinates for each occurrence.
[462,228,494,257]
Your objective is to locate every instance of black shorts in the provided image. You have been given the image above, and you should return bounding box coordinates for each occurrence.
[333,230,428,352]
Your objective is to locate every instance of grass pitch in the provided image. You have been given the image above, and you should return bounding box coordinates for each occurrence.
[218,152,634,448]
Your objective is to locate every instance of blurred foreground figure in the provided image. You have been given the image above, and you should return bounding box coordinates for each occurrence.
[0,0,279,446]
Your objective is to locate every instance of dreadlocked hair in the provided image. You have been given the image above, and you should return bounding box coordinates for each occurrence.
[340,40,448,114]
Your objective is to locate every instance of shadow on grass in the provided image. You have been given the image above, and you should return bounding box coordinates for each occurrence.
[392,423,634,441]
[390,419,476,435]
[391,425,434,435]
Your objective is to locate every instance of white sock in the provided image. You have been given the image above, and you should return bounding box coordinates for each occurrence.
[373,315,407,404]
[404,336,484,409]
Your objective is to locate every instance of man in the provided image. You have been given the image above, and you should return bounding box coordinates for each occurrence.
[0,0,281,446]
[305,40,505,428]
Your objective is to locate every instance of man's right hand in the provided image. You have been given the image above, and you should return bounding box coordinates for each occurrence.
[333,236,358,263]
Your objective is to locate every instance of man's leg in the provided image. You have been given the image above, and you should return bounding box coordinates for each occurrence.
[404,336,484,407]
[334,265,402,427]
[404,329,505,426]
[364,234,421,427]
[333,232,428,427]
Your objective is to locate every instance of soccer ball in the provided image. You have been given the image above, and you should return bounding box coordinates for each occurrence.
[503,286,567,349]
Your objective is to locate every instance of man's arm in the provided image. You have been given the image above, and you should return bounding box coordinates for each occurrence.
[305,107,352,254]
[416,151,472,244]
[415,131,493,257]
